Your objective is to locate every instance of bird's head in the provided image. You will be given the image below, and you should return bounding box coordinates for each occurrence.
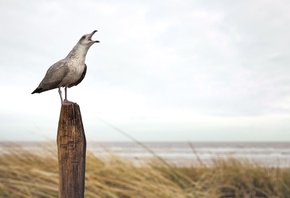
[79,30,100,46]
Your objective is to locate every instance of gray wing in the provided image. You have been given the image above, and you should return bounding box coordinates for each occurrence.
[32,60,69,93]
[68,64,87,88]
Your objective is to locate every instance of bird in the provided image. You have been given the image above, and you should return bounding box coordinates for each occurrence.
[32,30,99,105]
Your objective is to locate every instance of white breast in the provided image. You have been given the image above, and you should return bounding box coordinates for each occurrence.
[60,60,85,86]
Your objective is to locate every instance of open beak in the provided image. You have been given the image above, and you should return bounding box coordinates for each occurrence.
[89,30,99,43]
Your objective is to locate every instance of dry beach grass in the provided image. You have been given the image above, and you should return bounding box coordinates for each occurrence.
[0,143,289,198]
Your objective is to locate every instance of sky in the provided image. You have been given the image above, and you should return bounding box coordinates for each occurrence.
[0,0,290,142]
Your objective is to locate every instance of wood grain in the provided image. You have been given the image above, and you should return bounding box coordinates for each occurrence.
[57,103,86,198]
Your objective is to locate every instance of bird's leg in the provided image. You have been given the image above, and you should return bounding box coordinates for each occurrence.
[58,87,63,104]
[62,86,74,105]
[64,87,68,102]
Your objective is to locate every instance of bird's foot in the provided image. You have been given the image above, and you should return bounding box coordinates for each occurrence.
[62,99,76,106]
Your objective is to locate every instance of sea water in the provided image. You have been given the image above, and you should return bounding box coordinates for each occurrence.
[1,141,289,167]
[88,141,290,167]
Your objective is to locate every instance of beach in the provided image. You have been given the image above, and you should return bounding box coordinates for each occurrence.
[0,141,290,197]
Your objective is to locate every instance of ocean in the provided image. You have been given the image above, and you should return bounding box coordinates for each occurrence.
[1,141,289,167]
[88,141,290,167]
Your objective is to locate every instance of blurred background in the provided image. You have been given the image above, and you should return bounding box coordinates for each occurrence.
[0,0,290,142]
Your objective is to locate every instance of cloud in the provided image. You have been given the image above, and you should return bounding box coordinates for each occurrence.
[0,0,290,141]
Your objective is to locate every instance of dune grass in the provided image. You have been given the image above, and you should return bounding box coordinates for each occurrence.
[0,144,289,198]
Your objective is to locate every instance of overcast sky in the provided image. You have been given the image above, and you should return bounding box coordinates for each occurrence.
[1,0,290,142]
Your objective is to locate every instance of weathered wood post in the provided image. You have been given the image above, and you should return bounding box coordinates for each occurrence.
[57,103,86,198]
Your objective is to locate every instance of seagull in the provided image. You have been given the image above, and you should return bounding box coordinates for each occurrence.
[31,30,99,105]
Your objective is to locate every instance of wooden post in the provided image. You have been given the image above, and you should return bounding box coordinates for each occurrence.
[57,103,86,198]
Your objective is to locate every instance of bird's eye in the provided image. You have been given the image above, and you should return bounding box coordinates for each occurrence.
[81,35,86,40]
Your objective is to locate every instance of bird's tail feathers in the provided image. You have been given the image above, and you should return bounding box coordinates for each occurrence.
[31,87,44,94]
